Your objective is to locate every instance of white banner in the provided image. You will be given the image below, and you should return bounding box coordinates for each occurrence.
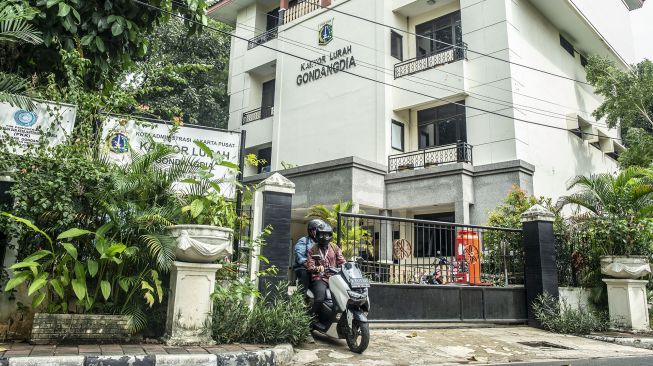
[100,116,241,198]
[0,100,77,155]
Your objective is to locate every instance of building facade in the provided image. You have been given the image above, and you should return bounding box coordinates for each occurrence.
[209,0,639,234]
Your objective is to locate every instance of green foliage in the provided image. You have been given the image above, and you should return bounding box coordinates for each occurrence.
[0,0,209,88]
[585,56,653,168]
[2,213,164,330]
[532,292,609,335]
[211,281,311,345]
[128,19,232,128]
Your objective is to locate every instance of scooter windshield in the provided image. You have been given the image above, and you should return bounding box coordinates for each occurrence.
[341,262,364,281]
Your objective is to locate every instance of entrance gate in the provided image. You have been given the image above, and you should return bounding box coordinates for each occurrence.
[336,213,528,323]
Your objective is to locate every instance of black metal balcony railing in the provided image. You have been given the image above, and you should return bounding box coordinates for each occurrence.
[388,141,473,173]
[242,106,274,124]
[284,0,320,24]
[247,27,278,50]
[394,43,468,79]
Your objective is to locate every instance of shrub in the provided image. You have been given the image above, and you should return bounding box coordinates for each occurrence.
[532,292,609,335]
[211,280,311,345]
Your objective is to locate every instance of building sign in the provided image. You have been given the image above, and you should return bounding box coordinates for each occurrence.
[296,45,357,86]
[318,19,333,45]
[0,100,77,155]
[100,116,241,197]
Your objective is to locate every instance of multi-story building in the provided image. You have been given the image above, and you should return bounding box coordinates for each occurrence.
[208,0,642,235]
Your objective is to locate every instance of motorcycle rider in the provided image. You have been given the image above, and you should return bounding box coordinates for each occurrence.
[293,219,324,293]
[305,221,346,331]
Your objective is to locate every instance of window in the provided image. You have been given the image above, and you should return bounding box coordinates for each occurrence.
[415,11,462,58]
[266,8,279,30]
[580,54,588,67]
[391,120,404,151]
[261,79,275,119]
[391,31,403,61]
[417,102,466,149]
[560,35,574,57]
[257,147,272,174]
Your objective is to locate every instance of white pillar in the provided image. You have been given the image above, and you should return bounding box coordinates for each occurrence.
[164,261,222,345]
[603,279,650,331]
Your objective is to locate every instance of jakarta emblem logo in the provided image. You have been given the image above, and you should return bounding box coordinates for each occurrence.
[318,19,333,45]
[13,110,38,127]
[107,118,130,154]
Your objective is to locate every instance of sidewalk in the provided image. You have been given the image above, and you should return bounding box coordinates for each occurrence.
[0,342,293,366]
[292,325,653,365]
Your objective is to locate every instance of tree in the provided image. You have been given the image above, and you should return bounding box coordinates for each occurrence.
[0,4,41,109]
[0,0,209,89]
[126,19,231,128]
[585,56,653,168]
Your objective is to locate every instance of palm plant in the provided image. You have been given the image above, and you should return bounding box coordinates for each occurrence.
[0,4,42,109]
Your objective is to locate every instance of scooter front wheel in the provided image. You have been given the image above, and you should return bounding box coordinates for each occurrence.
[346,320,369,353]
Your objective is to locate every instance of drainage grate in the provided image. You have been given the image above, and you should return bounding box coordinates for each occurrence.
[518,341,573,350]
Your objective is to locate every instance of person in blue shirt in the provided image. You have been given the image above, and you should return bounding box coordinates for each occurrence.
[294,219,326,293]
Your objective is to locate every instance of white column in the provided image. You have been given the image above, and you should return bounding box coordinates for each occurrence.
[164,261,222,345]
[603,279,650,331]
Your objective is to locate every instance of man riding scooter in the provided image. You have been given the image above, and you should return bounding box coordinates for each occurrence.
[305,221,346,331]
[293,219,325,293]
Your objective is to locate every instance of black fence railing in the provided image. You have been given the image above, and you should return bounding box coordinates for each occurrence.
[247,27,278,50]
[242,106,274,124]
[388,142,473,173]
[284,0,320,24]
[394,43,468,79]
[336,213,524,287]
[556,233,593,288]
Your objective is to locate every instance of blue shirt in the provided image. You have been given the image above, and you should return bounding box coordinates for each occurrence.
[294,236,315,267]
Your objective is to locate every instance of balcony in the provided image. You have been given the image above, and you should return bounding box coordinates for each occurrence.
[248,27,278,50]
[394,43,467,79]
[242,106,274,124]
[388,142,473,173]
[283,0,320,23]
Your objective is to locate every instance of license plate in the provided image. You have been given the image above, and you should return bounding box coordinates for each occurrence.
[350,277,370,288]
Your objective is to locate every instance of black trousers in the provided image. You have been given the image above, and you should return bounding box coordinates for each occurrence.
[294,267,311,294]
[311,280,329,324]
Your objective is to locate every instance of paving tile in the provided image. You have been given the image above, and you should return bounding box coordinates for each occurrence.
[204,347,229,355]
[78,344,101,355]
[3,349,31,357]
[55,346,79,355]
[185,346,208,354]
[8,343,32,350]
[120,345,146,355]
[220,344,245,352]
[163,347,188,354]
[142,345,167,355]
[29,345,55,356]
[100,344,124,355]
[240,344,264,351]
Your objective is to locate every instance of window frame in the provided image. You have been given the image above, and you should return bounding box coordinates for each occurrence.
[417,102,466,149]
[390,30,403,61]
[559,34,575,57]
[391,120,405,152]
[415,11,462,59]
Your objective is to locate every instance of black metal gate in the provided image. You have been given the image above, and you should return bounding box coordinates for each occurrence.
[336,212,528,323]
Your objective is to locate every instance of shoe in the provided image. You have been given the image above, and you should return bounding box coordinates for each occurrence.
[312,321,329,333]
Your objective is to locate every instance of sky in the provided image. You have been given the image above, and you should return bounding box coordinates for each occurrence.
[631,2,653,61]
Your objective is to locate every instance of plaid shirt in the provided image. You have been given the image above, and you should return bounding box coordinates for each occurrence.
[305,243,346,283]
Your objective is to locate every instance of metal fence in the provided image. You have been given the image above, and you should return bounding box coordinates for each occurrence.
[232,205,253,274]
[388,142,473,172]
[247,27,278,50]
[283,0,320,24]
[555,232,593,288]
[242,106,274,124]
[394,43,468,79]
[337,213,524,287]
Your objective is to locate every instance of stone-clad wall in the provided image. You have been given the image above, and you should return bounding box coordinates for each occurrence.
[30,313,131,345]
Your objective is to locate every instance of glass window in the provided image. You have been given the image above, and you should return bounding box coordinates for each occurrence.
[415,11,462,58]
[560,35,574,57]
[391,120,404,151]
[391,31,403,61]
[257,147,272,174]
[417,101,466,149]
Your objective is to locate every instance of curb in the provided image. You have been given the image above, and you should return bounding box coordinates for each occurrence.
[0,344,293,366]
[584,334,653,350]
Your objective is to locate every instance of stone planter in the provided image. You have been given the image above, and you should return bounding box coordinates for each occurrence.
[167,225,233,263]
[600,256,651,279]
[30,313,131,344]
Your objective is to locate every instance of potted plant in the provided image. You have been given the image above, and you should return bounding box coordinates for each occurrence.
[2,213,164,344]
[559,168,653,280]
[167,141,239,263]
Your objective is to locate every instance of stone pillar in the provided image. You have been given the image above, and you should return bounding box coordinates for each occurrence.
[603,279,650,330]
[249,173,295,304]
[320,0,331,7]
[521,204,558,328]
[164,261,221,345]
[454,200,470,225]
[378,209,394,264]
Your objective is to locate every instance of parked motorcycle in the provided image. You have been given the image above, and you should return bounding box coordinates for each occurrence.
[306,255,371,353]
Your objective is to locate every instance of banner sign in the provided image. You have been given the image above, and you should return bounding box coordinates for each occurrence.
[100,116,241,198]
[0,100,77,155]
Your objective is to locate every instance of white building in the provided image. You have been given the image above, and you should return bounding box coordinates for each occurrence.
[208,0,641,231]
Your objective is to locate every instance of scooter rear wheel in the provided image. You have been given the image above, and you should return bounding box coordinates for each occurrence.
[346,320,369,353]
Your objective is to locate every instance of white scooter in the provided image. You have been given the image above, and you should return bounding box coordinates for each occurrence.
[306,255,371,353]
